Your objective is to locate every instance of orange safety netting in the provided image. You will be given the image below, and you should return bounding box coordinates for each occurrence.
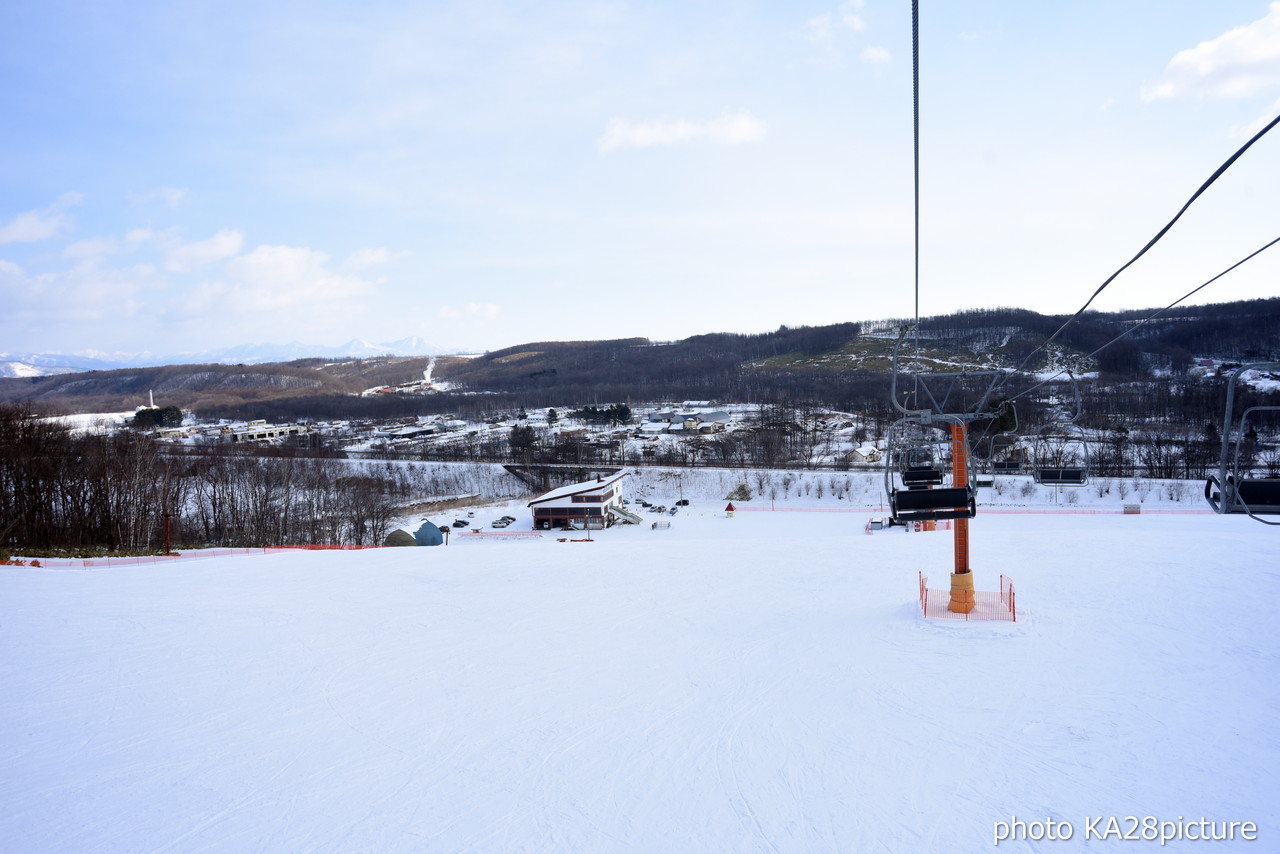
[919,572,1017,622]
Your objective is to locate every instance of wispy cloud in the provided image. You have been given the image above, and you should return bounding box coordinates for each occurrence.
[127,187,188,210]
[1142,2,1280,100]
[805,1,868,48]
[0,193,83,245]
[1232,96,1280,138]
[598,111,767,153]
[344,247,393,270]
[63,237,121,260]
[219,245,371,309]
[860,46,891,65]
[164,229,244,273]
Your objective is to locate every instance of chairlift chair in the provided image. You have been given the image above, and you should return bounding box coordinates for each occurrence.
[881,326,1009,523]
[1029,374,1089,486]
[1205,362,1280,522]
[884,416,976,524]
[1031,422,1090,486]
[984,405,1023,476]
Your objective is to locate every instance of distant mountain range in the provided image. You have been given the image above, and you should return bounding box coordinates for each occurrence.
[4,298,1278,422]
[0,337,447,378]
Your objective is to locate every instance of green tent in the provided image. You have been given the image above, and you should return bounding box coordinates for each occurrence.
[383,529,416,547]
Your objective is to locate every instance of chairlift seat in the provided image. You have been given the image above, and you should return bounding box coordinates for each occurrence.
[901,466,945,488]
[1237,479,1280,512]
[992,461,1022,474]
[1035,467,1088,486]
[1206,474,1280,515]
[890,486,976,523]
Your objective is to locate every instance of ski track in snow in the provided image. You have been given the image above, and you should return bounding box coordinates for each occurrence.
[1,488,1277,853]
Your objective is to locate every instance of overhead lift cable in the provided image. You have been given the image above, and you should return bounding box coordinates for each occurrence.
[1007,234,1280,406]
[1006,111,1280,384]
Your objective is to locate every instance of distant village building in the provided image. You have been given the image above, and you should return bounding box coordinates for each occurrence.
[683,410,731,434]
[528,472,627,530]
[849,445,880,463]
[227,422,309,443]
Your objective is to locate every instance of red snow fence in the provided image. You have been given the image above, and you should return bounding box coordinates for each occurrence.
[15,545,388,568]
[919,571,1016,622]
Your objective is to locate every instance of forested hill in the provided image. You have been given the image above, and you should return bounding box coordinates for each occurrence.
[3,298,1278,419]
[434,298,1280,401]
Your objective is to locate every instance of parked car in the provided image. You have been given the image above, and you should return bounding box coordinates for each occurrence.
[452,520,469,528]
[675,499,690,506]
[501,515,516,522]
[668,507,678,515]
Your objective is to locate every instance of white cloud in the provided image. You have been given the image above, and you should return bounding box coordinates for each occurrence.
[63,237,121,259]
[805,1,868,48]
[127,187,188,210]
[344,247,392,270]
[0,192,83,245]
[215,244,373,311]
[1232,97,1280,137]
[0,259,23,283]
[860,46,891,65]
[1142,2,1280,100]
[158,188,187,209]
[0,253,151,316]
[598,111,767,153]
[164,229,244,273]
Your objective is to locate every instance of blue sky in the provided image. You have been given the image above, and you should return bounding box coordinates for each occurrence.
[2,1,1279,358]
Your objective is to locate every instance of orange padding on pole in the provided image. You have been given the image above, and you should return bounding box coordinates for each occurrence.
[948,570,976,614]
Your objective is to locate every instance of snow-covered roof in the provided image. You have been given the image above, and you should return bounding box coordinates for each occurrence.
[528,472,626,507]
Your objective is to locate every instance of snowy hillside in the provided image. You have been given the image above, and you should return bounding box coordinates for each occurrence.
[2,478,1275,853]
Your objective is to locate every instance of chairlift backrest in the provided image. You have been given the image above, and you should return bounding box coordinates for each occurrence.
[1034,467,1088,486]
[1031,421,1090,487]
[1206,362,1280,521]
[890,486,976,522]
[902,466,945,488]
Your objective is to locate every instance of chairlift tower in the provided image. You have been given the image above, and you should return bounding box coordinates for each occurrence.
[886,328,1009,613]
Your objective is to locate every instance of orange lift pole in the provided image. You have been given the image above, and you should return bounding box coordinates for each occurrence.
[948,423,976,613]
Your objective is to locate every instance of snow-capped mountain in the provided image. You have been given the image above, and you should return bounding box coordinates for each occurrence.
[0,338,448,376]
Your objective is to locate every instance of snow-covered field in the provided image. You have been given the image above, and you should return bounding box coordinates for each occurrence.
[2,483,1276,852]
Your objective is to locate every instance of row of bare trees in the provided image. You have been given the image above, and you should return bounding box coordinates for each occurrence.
[0,407,186,553]
[0,405,518,554]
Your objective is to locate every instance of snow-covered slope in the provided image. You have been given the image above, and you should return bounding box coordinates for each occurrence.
[1,497,1274,853]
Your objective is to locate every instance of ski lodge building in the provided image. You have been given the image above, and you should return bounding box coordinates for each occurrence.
[528,472,629,530]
